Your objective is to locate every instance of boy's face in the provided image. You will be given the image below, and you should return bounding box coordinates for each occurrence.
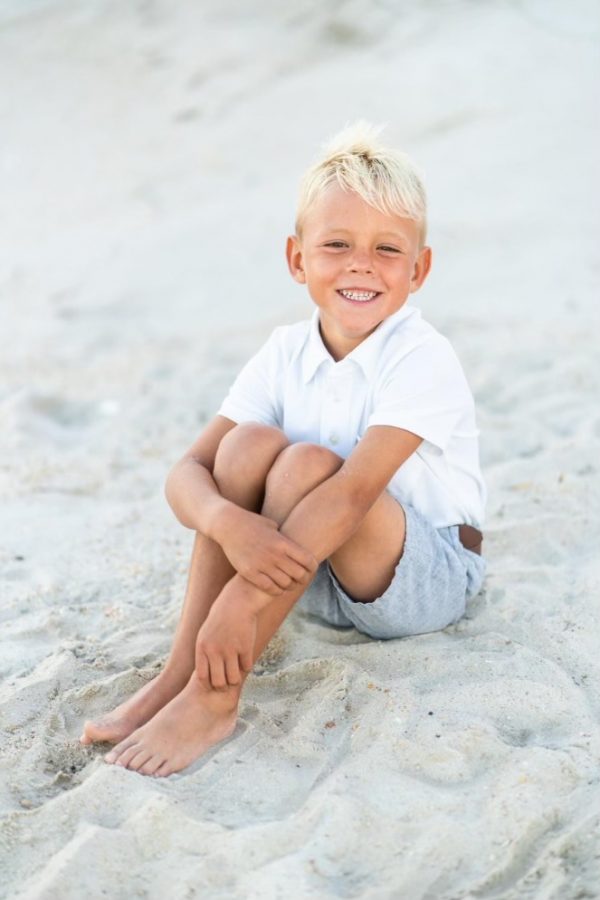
[286,184,431,360]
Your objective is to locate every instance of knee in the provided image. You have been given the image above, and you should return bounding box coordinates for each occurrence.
[265,442,343,494]
[214,423,289,484]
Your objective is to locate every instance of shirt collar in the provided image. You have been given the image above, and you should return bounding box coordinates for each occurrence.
[301,310,334,384]
[301,304,418,384]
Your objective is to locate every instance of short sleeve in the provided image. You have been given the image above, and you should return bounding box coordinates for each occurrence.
[217,328,283,427]
[367,336,473,452]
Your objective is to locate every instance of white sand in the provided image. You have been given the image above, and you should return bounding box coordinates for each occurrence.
[1,1,599,897]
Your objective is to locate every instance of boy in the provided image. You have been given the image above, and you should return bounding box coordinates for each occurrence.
[80,122,486,777]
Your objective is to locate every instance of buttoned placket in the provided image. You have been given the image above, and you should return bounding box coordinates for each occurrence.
[319,360,355,455]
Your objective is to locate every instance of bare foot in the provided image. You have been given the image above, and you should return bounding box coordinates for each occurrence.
[79,666,190,746]
[103,676,238,777]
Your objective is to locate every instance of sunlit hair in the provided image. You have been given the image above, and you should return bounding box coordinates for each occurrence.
[295,121,427,246]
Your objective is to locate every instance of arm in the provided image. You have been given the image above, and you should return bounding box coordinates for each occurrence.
[283,425,422,560]
[248,425,423,610]
[164,414,238,540]
[195,425,422,687]
[165,415,316,594]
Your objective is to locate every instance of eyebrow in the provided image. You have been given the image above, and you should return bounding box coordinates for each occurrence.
[318,228,411,244]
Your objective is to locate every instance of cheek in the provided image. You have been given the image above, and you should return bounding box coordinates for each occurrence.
[389,262,414,284]
[307,260,339,284]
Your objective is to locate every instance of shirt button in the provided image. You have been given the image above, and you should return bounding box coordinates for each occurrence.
[329,433,339,445]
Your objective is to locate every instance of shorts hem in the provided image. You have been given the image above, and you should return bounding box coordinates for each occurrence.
[309,504,484,640]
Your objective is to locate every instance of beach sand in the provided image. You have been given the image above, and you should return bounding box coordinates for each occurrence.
[1,1,599,897]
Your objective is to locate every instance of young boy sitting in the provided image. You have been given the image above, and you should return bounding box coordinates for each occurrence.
[80,122,486,777]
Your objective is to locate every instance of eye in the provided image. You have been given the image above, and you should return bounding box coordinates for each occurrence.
[323,241,348,249]
[378,245,402,254]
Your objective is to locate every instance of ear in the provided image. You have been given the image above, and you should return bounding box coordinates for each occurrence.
[286,235,306,283]
[409,245,432,294]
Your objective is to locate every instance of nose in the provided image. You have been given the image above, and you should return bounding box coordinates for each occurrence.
[348,248,374,274]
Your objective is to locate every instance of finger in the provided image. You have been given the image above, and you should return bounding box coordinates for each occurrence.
[208,655,227,690]
[281,558,310,584]
[239,650,254,674]
[252,572,276,593]
[225,655,241,686]
[269,567,293,591]
[283,539,319,573]
[261,516,279,531]
[245,570,274,594]
[255,572,284,596]
[195,652,211,689]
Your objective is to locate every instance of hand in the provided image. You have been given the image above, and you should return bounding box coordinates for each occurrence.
[216,507,318,596]
[195,586,258,690]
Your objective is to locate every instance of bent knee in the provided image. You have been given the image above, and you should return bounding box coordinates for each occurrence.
[267,442,343,488]
[214,422,288,478]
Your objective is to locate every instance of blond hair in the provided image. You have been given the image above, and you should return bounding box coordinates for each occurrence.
[295,121,427,245]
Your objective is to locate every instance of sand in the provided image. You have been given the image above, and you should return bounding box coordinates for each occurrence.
[1,1,599,897]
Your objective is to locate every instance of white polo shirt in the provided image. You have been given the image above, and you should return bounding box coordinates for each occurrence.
[218,305,486,528]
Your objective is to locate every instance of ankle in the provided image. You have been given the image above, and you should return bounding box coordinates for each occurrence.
[161,659,194,686]
[194,678,241,713]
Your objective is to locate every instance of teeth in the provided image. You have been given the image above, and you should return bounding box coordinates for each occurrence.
[339,290,377,302]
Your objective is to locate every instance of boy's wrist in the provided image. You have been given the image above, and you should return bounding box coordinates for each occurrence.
[238,579,272,614]
[214,574,271,617]
[207,499,239,545]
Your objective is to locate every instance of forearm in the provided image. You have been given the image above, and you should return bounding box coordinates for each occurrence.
[280,472,368,558]
[164,458,236,541]
[237,472,370,613]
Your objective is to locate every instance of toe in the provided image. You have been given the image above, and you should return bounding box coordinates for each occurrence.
[139,755,165,777]
[105,734,138,763]
[154,761,172,778]
[126,749,154,772]
[114,744,144,768]
[80,719,105,744]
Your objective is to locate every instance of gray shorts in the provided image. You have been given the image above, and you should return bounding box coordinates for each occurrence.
[298,503,486,640]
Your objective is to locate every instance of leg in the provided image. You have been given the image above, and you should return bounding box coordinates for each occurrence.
[327,504,473,640]
[327,492,407,601]
[80,423,289,745]
[105,443,346,776]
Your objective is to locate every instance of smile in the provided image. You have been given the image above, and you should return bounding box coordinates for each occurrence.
[337,289,380,303]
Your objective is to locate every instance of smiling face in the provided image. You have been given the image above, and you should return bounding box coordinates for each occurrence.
[286,184,432,360]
